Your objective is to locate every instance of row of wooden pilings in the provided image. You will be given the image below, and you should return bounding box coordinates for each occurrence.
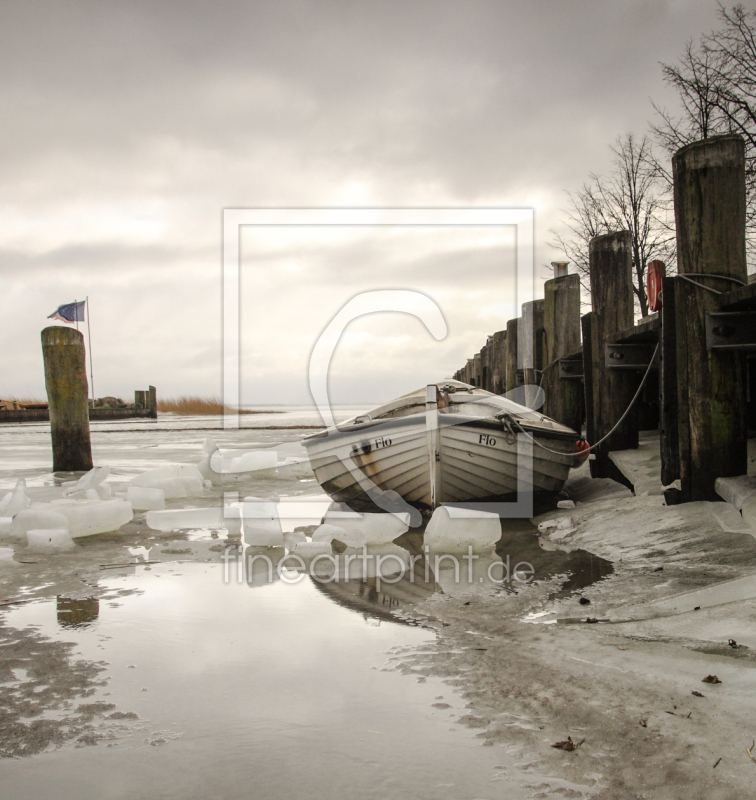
[453,133,749,504]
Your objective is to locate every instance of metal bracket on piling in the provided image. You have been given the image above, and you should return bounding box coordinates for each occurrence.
[706,311,756,351]
[558,358,584,379]
[604,344,658,369]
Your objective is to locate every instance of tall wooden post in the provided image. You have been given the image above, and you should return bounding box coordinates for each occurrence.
[659,276,679,487]
[492,330,507,394]
[581,312,596,444]
[148,386,157,418]
[480,340,491,392]
[520,300,544,406]
[473,352,482,387]
[42,326,93,472]
[588,231,638,457]
[543,273,583,431]
[505,318,519,393]
[673,134,747,501]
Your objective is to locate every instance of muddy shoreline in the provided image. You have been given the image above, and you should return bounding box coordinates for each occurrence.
[393,464,756,799]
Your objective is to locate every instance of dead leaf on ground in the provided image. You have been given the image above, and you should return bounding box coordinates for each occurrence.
[692,691,704,697]
[551,736,585,752]
[702,675,722,684]
[585,617,598,624]
[747,741,756,764]
[639,718,647,727]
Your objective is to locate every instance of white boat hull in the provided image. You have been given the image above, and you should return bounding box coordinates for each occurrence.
[304,413,576,511]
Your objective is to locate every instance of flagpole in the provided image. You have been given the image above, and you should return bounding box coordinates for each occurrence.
[85,297,95,402]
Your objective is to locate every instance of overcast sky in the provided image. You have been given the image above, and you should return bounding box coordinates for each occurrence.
[0,0,724,405]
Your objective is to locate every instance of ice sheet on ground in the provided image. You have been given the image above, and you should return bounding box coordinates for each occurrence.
[43,498,133,538]
[0,546,16,563]
[312,523,366,549]
[424,506,501,552]
[127,486,166,511]
[145,506,242,535]
[322,510,410,545]
[26,529,76,551]
[10,509,70,539]
[62,466,111,499]
[199,440,278,479]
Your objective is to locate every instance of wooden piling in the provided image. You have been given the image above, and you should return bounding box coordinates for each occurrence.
[543,273,583,431]
[148,386,157,419]
[480,340,491,392]
[588,231,638,457]
[520,301,545,396]
[581,312,597,445]
[659,275,679,486]
[505,318,520,393]
[473,352,482,388]
[672,134,747,501]
[492,330,507,394]
[41,326,93,472]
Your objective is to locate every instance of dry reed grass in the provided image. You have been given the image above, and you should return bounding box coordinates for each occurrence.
[157,395,269,416]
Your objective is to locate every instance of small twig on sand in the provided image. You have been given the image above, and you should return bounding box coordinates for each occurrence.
[0,598,33,608]
[551,736,585,751]
[747,741,756,764]
[713,757,722,768]
[99,561,162,569]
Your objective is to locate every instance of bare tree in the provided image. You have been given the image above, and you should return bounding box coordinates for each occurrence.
[549,134,675,317]
[652,4,756,259]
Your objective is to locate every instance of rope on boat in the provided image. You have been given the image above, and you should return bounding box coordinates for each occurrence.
[505,341,660,458]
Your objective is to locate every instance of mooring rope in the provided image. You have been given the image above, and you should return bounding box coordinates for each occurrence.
[503,341,660,458]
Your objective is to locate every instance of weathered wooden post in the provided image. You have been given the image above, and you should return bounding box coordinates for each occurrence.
[673,134,747,501]
[465,358,474,385]
[42,326,93,472]
[520,300,544,406]
[473,352,482,387]
[505,318,519,393]
[587,231,638,457]
[480,340,491,392]
[492,330,507,394]
[543,272,583,431]
[135,390,146,408]
[659,274,679,488]
[148,386,157,418]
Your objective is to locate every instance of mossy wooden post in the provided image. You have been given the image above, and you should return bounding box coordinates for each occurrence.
[543,273,583,431]
[505,318,519,393]
[581,312,596,444]
[42,326,93,472]
[588,231,638,458]
[673,134,747,501]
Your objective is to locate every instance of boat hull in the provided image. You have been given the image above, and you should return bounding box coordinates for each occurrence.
[304,413,575,511]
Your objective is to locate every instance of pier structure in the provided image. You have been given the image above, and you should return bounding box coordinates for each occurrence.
[453,133,754,504]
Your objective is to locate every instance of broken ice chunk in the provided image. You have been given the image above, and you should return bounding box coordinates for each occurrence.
[0,546,15,564]
[292,540,333,559]
[227,451,278,473]
[10,509,70,539]
[424,506,501,552]
[245,545,285,587]
[131,465,204,498]
[48,498,133,538]
[127,486,166,512]
[0,479,31,516]
[312,523,366,549]
[240,497,283,546]
[26,529,76,552]
[282,531,307,550]
[322,511,410,545]
[62,466,111,499]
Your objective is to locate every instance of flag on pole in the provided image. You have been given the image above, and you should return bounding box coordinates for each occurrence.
[48,300,86,323]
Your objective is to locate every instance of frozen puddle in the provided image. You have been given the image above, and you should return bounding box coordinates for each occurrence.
[0,561,542,800]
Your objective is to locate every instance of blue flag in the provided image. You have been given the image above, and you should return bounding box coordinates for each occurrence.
[48,300,86,323]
